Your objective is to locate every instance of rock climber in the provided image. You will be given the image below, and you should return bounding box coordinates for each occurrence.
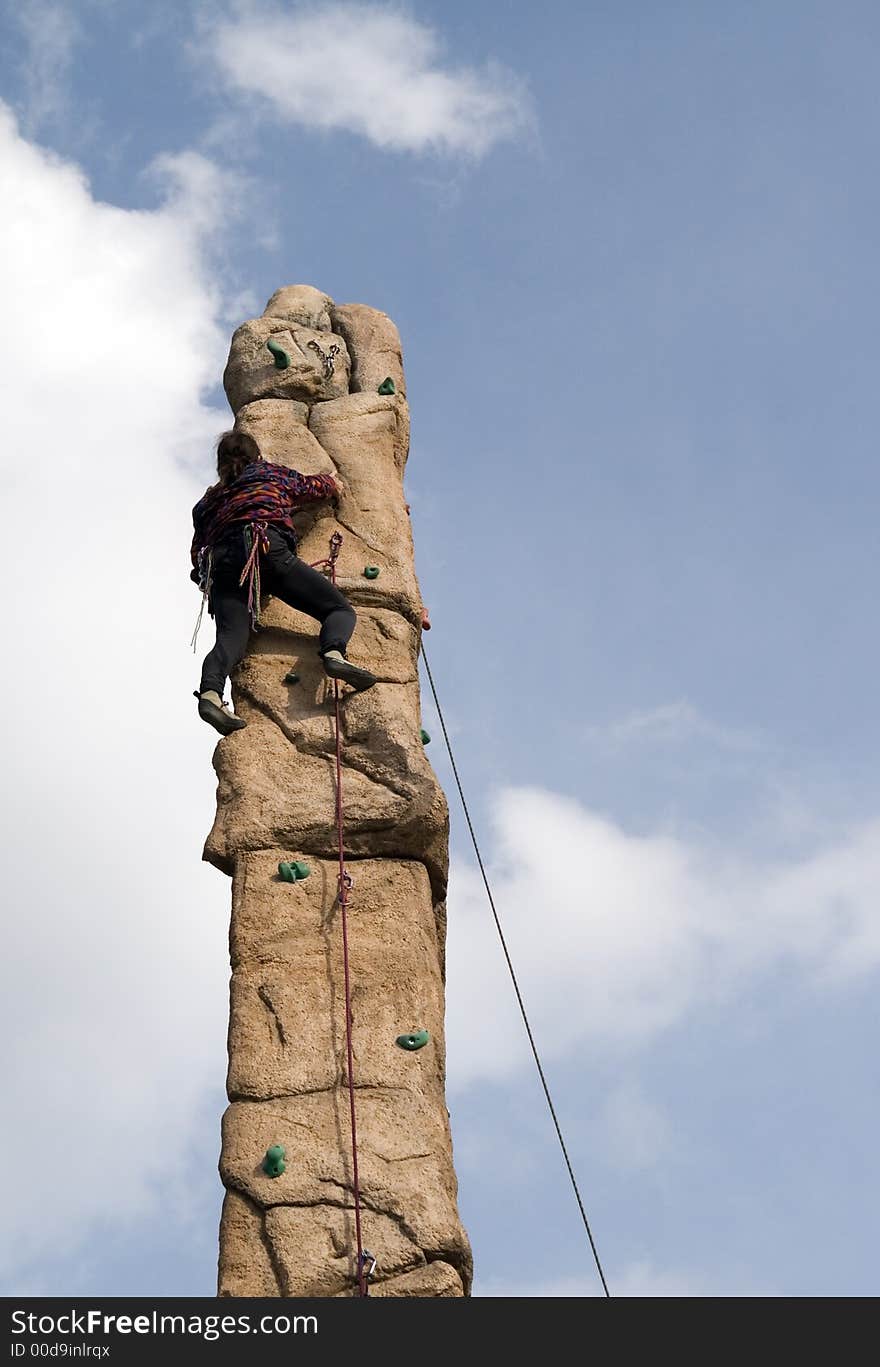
[191,429,376,735]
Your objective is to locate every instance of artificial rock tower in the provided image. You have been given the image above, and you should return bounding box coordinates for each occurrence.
[205,285,472,1297]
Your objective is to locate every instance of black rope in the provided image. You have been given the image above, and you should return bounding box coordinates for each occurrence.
[420,641,611,1298]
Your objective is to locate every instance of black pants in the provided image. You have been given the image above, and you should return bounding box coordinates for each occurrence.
[199,525,356,696]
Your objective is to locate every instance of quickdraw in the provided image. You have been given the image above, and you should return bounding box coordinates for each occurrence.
[307,339,340,379]
[358,1250,377,1294]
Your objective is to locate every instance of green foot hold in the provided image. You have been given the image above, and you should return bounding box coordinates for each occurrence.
[420,728,431,745]
[396,1030,430,1051]
[284,669,300,684]
[279,860,310,882]
[363,565,380,579]
[267,338,291,370]
[263,1144,286,1177]
[377,376,396,395]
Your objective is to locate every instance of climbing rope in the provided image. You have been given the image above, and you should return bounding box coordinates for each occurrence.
[239,521,271,628]
[315,531,368,1298]
[419,641,612,1298]
[189,549,213,652]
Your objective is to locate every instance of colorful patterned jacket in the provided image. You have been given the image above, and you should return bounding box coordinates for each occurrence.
[190,459,338,577]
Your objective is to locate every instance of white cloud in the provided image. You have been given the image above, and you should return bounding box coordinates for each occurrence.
[146,148,247,243]
[600,1080,672,1171]
[14,2,81,133]
[198,0,531,156]
[0,104,234,1281]
[475,1260,757,1296]
[583,699,763,752]
[445,787,880,1088]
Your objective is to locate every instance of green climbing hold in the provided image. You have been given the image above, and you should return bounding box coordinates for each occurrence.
[377,376,396,395]
[267,338,291,370]
[278,860,310,882]
[420,728,431,745]
[363,566,380,579]
[396,1030,430,1051]
[263,1144,286,1178]
[284,669,300,684]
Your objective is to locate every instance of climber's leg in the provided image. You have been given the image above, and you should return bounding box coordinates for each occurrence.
[197,534,252,731]
[199,584,251,695]
[263,528,355,655]
[262,528,376,691]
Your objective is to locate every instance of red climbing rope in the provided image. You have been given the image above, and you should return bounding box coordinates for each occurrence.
[320,532,368,1298]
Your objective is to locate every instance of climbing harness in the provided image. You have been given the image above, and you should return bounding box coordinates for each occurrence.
[310,531,368,1297]
[239,521,271,629]
[420,641,612,1298]
[307,339,340,379]
[190,518,270,650]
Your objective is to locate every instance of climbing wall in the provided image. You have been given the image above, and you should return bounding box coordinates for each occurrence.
[207,285,473,1297]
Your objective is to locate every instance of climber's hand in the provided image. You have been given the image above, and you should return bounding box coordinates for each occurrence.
[332,477,346,502]
[190,566,201,585]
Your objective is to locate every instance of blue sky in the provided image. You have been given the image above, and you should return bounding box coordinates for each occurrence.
[1,0,878,1297]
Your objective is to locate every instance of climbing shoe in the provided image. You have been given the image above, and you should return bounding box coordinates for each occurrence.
[196,690,247,736]
[321,650,377,693]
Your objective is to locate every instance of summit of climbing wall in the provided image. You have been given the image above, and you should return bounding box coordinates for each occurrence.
[208,285,472,1298]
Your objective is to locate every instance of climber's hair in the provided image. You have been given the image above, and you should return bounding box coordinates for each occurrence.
[216,429,261,485]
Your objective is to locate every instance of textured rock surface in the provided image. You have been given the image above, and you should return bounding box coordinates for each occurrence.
[264,284,334,333]
[202,611,450,897]
[232,399,322,468]
[226,853,448,1099]
[212,287,471,1297]
[223,317,351,413]
[331,303,407,398]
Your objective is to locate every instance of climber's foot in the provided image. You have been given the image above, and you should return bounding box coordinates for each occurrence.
[321,650,377,693]
[196,690,247,736]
